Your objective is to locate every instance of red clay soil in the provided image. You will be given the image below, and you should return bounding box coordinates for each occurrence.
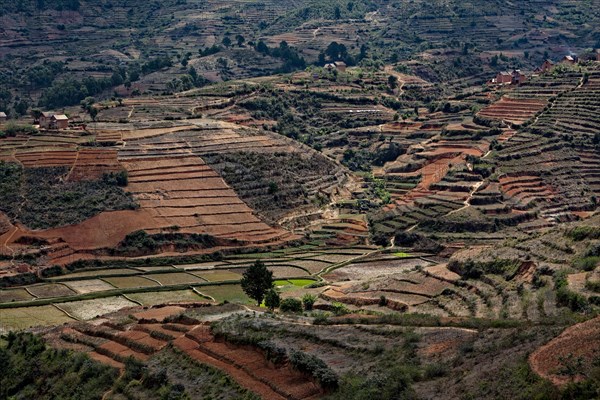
[98,340,150,361]
[529,316,600,386]
[88,351,125,369]
[173,336,287,400]
[478,97,546,124]
[119,155,291,244]
[68,148,123,181]
[38,209,158,250]
[175,325,321,400]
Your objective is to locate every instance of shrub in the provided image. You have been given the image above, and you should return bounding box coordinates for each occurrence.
[572,257,599,272]
[280,297,303,312]
[554,270,589,312]
[331,302,350,316]
[423,363,448,379]
[289,350,338,390]
[566,226,600,241]
[264,289,281,311]
[302,294,317,310]
[585,280,600,293]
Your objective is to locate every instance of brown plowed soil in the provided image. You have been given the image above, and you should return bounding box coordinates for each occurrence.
[88,351,125,369]
[529,316,600,386]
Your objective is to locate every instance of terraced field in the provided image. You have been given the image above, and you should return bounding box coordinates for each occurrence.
[119,153,294,244]
[477,97,546,125]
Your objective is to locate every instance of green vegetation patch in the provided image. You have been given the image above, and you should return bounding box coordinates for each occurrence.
[275,279,316,287]
[0,305,74,332]
[0,288,34,303]
[0,333,118,400]
[0,163,137,229]
[566,226,600,241]
[195,284,252,304]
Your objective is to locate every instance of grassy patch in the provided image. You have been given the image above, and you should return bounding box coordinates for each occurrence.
[194,284,252,304]
[0,288,35,303]
[0,305,74,332]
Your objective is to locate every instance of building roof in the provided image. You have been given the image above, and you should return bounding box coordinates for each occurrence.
[334,61,347,67]
[41,111,54,117]
[0,112,6,118]
[52,114,69,121]
[498,71,512,76]
[563,55,575,61]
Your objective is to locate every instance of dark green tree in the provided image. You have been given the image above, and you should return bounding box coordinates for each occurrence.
[265,288,281,311]
[241,260,273,305]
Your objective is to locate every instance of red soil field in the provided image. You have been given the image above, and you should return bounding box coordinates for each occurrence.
[478,97,546,125]
[529,316,600,386]
[119,154,293,245]
[67,148,123,181]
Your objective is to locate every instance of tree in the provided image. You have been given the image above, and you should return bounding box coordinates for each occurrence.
[265,289,281,311]
[89,106,98,121]
[334,6,341,19]
[388,75,398,90]
[222,36,232,48]
[236,34,245,47]
[241,260,273,305]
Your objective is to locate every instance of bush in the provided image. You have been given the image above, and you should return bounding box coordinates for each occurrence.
[279,297,303,312]
[302,294,317,310]
[565,226,600,241]
[265,289,281,311]
[573,257,599,271]
[555,270,589,312]
[289,350,338,390]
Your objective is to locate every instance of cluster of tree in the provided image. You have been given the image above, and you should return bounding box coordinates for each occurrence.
[38,56,172,108]
[0,332,116,400]
[199,45,222,57]
[254,40,306,72]
[26,61,65,90]
[318,41,357,66]
[166,66,209,93]
[39,77,112,109]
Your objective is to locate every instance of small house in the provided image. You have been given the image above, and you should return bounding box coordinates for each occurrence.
[52,114,69,130]
[324,61,347,72]
[511,69,526,85]
[561,55,576,64]
[38,112,69,130]
[596,49,600,62]
[39,111,54,129]
[496,71,512,84]
[0,112,6,122]
[540,59,554,73]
